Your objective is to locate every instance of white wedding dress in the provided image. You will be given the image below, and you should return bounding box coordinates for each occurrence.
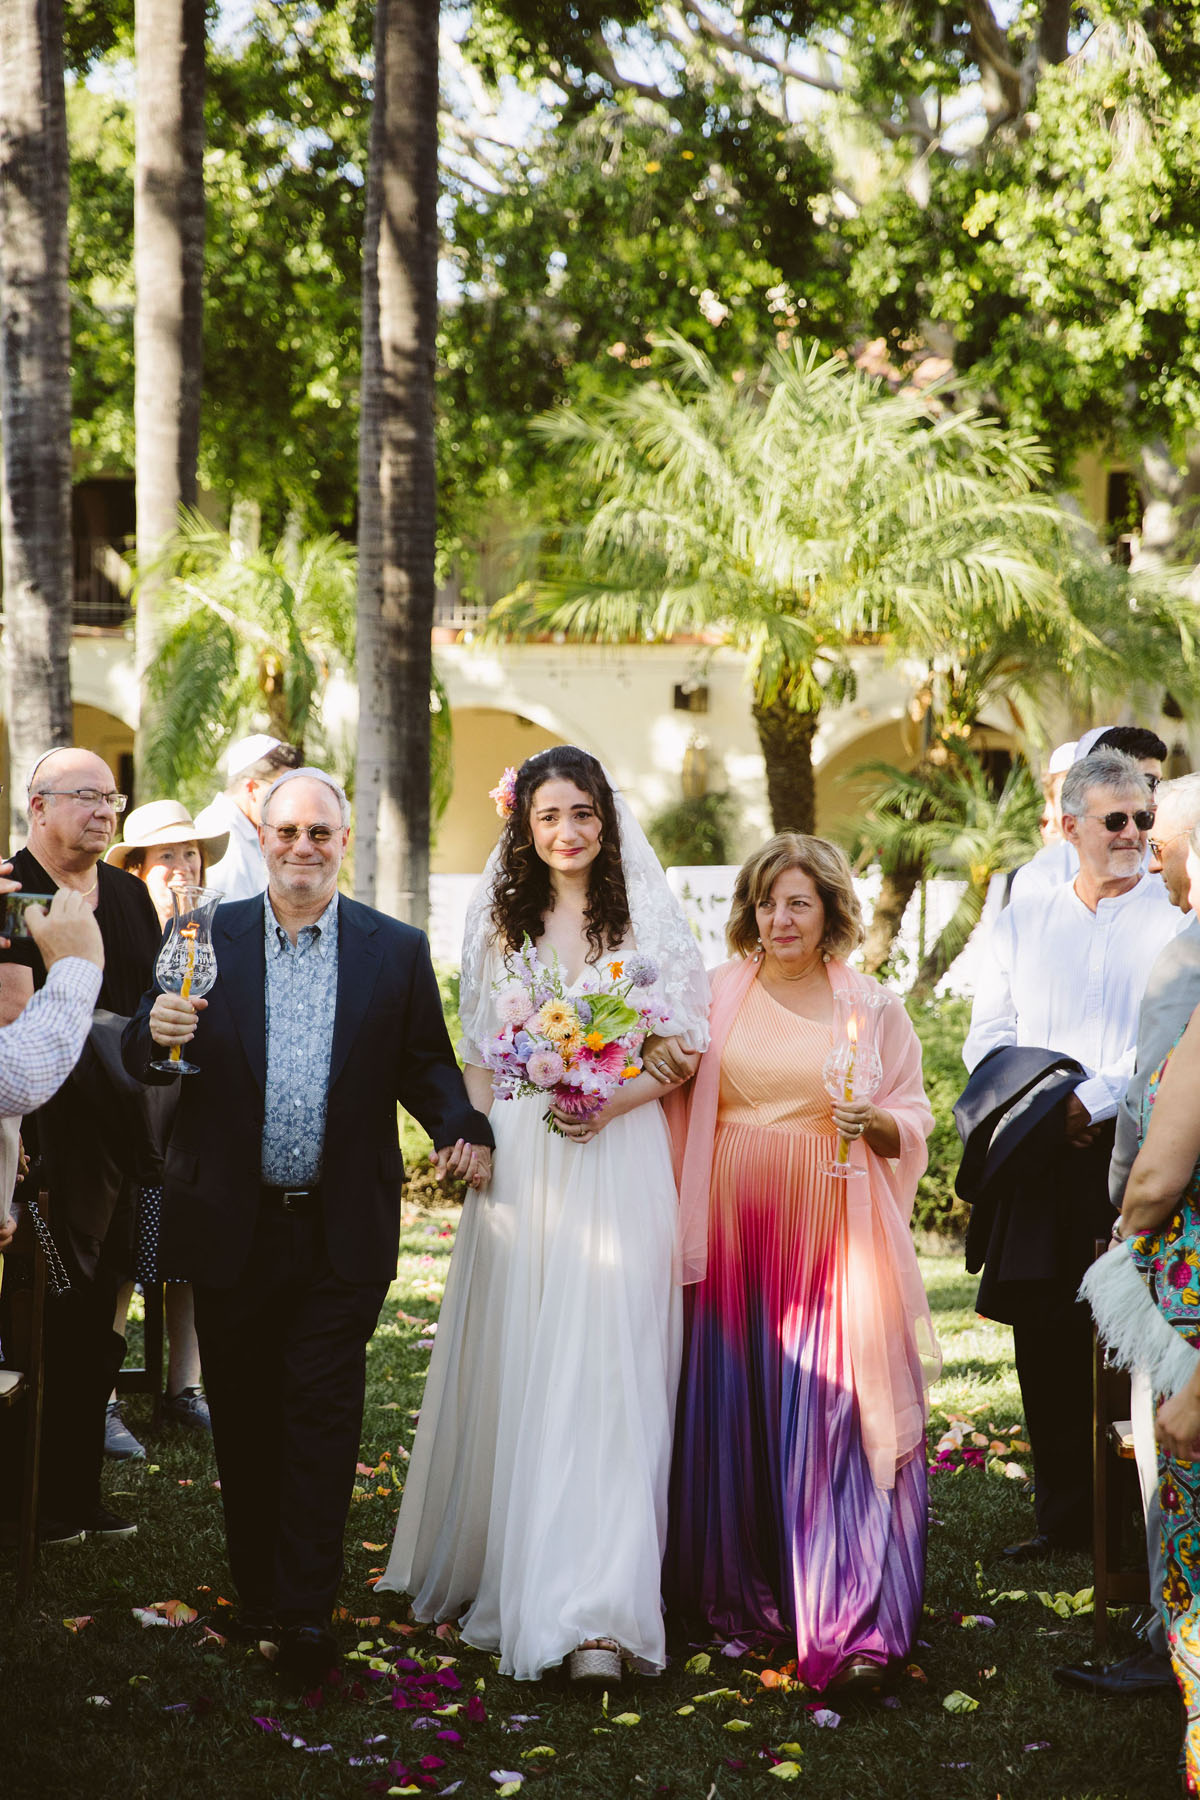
[378,938,685,1679]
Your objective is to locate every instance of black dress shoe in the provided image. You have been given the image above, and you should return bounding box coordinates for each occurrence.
[1000,1532,1087,1561]
[276,1622,339,1684]
[224,1609,279,1645]
[1053,1650,1176,1696]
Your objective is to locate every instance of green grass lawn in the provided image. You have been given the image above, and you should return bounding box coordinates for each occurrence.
[1,1219,1182,1800]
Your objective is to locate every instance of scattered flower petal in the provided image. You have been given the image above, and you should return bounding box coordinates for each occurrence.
[942,1691,980,1713]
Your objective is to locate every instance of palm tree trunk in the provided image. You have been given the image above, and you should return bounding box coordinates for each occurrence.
[133,0,206,797]
[909,879,988,1001]
[750,692,818,833]
[0,0,73,844]
[860,856,923,974]
[356,0,438,927]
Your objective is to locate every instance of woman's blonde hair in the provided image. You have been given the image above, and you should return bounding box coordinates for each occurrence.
[726,833,864,960]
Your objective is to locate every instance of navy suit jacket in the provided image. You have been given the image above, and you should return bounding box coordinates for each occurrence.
[121,893,493,1289]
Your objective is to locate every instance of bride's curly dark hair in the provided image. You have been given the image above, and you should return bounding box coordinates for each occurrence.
[489,746,630,964]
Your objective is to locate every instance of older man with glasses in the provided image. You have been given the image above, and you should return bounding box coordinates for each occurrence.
[123,767,495,1685]
[1054,771,1200,1697]
[0,746,163,1545]
[961,750,1183,1561]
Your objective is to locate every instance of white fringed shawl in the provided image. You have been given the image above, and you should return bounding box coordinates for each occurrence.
[1078,1240,1200,1398]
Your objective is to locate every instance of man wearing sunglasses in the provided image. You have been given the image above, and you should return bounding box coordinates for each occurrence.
[963,749,1182,1563]
[1057,771,1200,1698]
[123,767,495,1686]
[1010,724,1168,903]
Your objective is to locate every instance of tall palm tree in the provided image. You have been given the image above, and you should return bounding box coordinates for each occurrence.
[0,0,72,840]
[491,336,1089,833]
[858,754,1043,999]
[133,0,206,796]
[356,0,438,927]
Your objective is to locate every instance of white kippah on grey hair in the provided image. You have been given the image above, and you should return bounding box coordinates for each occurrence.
[261,766,351,827]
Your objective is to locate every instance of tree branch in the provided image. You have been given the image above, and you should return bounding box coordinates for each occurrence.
[963,0,1022,121]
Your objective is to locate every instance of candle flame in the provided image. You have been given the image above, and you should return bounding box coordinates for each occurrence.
[847,1016,858,1045]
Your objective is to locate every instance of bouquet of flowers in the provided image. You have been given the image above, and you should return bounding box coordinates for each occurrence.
[476,936,665,1136]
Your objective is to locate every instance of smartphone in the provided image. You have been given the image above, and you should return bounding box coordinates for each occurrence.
[0,893,55,939]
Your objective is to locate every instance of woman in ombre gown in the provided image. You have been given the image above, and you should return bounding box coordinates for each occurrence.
[666,834,940,1693]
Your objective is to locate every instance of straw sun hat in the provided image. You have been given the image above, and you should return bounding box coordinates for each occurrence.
[104,800,229,871]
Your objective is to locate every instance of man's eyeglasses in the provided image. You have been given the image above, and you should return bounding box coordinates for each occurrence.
[265,823,338,846]
[1083,809,1156,833]
[36,788,127,812]
[1149,828,1189,860]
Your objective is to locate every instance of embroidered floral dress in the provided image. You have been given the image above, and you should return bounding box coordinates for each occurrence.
[1131,1051,1200,1792]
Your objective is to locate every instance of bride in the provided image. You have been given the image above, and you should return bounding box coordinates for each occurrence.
[378,745,709,1681]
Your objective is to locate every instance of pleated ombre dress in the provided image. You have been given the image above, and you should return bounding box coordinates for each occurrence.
[668,958,939,1691]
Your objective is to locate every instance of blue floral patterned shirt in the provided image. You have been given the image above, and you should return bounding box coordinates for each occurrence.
[261,891,339,1186]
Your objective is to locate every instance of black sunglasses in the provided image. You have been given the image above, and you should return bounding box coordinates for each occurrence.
[1083,808,1156,833]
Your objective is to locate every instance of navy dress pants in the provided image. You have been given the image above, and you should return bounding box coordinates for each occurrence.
[193,1205,389,1623]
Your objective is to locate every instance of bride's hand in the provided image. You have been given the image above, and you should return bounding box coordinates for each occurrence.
[550,1101,612,1143]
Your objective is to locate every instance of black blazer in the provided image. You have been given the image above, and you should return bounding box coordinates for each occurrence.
[954,1044,1113,1320]
[122,894,493,1289]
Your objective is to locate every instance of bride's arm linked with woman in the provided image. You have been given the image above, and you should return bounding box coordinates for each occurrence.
[379,762,938,1697]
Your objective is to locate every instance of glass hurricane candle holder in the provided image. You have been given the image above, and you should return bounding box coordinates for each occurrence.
[149,883,222,1075]
[821,988,887,1180]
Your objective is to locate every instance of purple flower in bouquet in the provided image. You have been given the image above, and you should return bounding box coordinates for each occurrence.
[574,997,593,1026]
[526,1049,565,1089]
[624,954,660,990]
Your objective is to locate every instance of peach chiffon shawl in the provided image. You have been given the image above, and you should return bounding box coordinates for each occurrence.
[665,954,941,1489]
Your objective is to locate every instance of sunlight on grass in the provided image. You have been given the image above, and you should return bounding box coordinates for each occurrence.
[0,1223,1182,1800]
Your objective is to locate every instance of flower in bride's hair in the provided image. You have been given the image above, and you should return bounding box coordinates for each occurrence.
[623,954,659,989]
[489,766,519,819]
[526,1049,565,1089]
[496,985,533,1027]
[532,1000,577,1043]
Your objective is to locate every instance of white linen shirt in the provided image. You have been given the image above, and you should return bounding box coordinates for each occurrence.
[194,791,268,902]
[963,874,1183,1122]
[1007,839,1078,903]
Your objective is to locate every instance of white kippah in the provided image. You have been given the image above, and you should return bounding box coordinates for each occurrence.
[26,746,73,794]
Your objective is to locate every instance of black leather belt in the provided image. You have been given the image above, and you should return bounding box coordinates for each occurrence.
[260,1184,319,1214]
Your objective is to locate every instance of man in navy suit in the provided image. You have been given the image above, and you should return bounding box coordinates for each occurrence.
[123,768,493,1683]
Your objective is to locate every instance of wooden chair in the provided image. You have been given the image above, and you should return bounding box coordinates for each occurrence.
[1092,1317,1150,1651]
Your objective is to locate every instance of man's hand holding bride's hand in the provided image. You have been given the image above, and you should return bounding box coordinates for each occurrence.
[434,1139,492,1188]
